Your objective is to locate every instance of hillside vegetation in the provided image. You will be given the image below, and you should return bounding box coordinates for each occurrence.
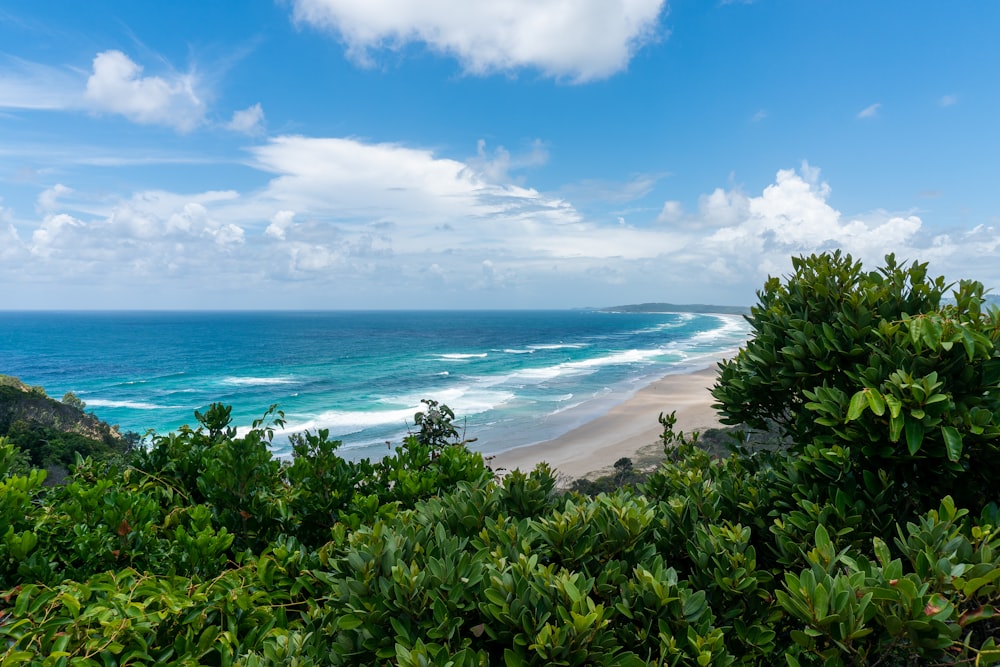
[2,252,1000,665]
[0,375,129,472]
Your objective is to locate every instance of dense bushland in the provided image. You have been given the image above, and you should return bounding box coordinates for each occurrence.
[2,252,1000,665]
[0,375,131,471]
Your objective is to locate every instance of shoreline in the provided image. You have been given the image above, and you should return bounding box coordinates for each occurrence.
[488,366,723,481]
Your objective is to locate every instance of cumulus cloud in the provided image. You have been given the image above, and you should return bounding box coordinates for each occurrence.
[226,103,265,134]
[1,51,219,133]
[166,202,245,246]
[265,210,296,240]
[288,242,342,272]
[37,184,73,213]
[698,165,933,286]
[84,50,205,132]
[657,200,684,224]
[857,102,881,119]
[698,187,749,228]
[30,213,85,257]
[7,146,1000,308]
[289,0,667,82]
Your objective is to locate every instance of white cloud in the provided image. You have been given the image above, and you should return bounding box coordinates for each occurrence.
[562,174,662,204]
[251,135,486,221]
[467,139,548,183]
[266,210,296,240]
[249,135,580,234]
[211,222,246,246]
[1,222,19,254]
[226,103,265,134]
[857,102,881,119]
[289,0,667,82]
[0,55,83,110]
[1,51,222,133]
[751,109,767,122]
[288,242,342,272]
[939,94,958,107]
[166,202,245,246]
[698,165,936,287]
[698,187,749,228]
[8,147,1000,308]
[0,204,22,260]
[84,50,205,132]
[30,213,85,257]
[114,201,165,239]
[37,184,73,213]
[657,200,683,223]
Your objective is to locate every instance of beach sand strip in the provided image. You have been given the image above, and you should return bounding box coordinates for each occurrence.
[488,366,723,482]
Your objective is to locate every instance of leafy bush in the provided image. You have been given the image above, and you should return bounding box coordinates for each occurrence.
[713,251,1000,516]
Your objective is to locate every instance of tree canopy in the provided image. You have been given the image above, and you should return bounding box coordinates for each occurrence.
[712,251,1000,513]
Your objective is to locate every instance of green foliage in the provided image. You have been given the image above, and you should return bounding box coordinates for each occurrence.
[499,463,557,519]
[5,419,113,468]
[713,251,1000,515]
[5,252,1000,664]
[774,498,1000,665]
[0,377,128,469]
[284,427,376,545]
[713,251,951,440]
[4,407,1000,664]
[569,457,648,495]
[372,399,492,508]
[61,391,86,411]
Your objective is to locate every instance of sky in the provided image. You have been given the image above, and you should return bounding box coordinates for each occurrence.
[1,1,999,310]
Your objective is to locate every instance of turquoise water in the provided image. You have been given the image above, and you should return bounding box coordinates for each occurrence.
[0,311,750,460]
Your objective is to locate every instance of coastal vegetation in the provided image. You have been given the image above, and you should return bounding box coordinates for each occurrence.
[0,375,131,475]
[2,251,1000,665]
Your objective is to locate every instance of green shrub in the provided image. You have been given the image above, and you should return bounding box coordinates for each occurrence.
[713,252,1000,517]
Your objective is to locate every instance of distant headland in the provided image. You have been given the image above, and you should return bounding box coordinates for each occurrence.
[598,302,750,315]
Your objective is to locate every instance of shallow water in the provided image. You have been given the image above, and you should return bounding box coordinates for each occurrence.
[0,310,750,460]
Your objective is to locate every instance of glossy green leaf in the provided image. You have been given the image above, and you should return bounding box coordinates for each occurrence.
[847,390,868,421]
[865,389,886,416]
[941,426,963,462]
[905,420,924,455]
[889,413,904,442]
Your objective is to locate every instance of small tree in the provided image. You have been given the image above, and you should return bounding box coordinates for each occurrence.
[61,391,85,411]
[613,456,633,485]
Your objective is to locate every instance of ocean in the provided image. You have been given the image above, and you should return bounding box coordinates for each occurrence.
[0,310,750,461]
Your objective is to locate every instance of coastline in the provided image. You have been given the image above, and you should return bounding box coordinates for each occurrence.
[488,366,723,481]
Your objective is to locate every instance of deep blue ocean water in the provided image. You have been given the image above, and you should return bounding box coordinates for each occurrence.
[0,311,750,460]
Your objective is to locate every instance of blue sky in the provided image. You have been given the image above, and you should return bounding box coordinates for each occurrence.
[1,1,998,309]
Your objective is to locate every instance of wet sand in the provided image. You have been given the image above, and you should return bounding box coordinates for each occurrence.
[489,366,722,481]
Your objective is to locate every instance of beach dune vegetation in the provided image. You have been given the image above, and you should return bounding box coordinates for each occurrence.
[3,251,1000,665]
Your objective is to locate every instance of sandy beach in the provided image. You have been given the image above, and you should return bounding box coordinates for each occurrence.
[489,366,723,481]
